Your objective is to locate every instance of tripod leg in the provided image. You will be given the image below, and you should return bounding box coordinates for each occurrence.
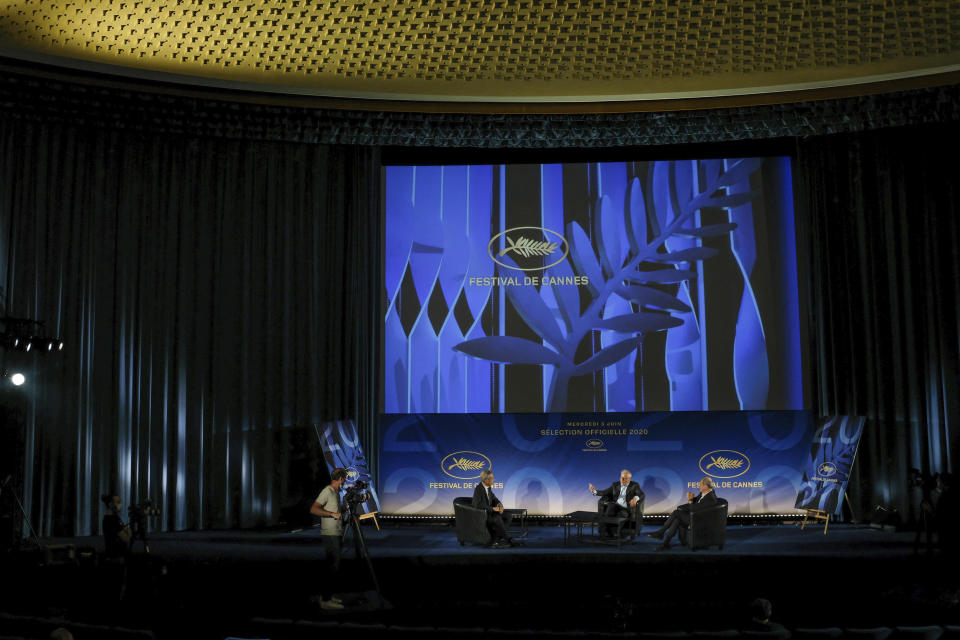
[351,516,381,596]
[0,483,42,548]
[843,492,858,525]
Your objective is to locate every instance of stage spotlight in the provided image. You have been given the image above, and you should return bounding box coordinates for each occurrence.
[10,373,25,386]
[1,318,64,355]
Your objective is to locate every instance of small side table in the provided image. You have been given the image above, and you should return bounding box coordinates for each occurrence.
[504,508,528,538]
[563,510,600,544]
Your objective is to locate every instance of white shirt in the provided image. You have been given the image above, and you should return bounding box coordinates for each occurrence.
[595,483,631,507]
[315,486,343,536]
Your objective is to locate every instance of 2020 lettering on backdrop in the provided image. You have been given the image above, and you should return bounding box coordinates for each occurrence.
[380,412,814,515]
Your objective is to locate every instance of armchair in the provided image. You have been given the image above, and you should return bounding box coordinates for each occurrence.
[678,497,728,550]
[597,495,645,543]
[453,497,491,546]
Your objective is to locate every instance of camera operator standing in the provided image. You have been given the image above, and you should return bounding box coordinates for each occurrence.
[310,468,347,610]
[101,494,131,559]
[909,468,940,555]
[100,493,132,604]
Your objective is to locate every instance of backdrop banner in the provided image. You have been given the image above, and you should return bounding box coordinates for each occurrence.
[380,411,814,515]
[316,420,381,515]
[794,415,865,515]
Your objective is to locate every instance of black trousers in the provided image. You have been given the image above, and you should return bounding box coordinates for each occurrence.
[601,502,630,537]
[320,534,342,598]
[485,511,514,543]
[660,505,691,544]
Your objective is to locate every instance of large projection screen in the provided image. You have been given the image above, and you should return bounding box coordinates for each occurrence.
[383,158,805,414]
[380,157,809,515]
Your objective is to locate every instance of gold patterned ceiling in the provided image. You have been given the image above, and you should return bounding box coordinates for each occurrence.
[0,0,958,104]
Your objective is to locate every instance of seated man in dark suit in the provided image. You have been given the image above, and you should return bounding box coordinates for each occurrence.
[589,469,644,538]
[647,476,718,550]
[472,469,513,548]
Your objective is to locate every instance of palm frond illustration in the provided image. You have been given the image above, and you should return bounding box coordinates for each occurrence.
[454,159,761,411]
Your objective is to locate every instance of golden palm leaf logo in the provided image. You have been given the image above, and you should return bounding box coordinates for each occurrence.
[441,451,492,480]
[698,450,751,478]
[817,462,839,477]
[447,457,486,471]
[498,235,560,258]
[488,227,570,272]
[705,456,744,470]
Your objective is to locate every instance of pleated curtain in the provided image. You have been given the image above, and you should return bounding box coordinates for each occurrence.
[0,121,381,534]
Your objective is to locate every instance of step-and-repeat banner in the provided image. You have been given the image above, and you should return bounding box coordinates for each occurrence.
[380,411,814,515]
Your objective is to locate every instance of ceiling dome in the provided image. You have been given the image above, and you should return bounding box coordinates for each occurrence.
[1,0,958,108]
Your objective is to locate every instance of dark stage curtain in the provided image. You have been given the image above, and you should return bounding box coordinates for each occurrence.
[0,121,381,535]
[798,124,960,520]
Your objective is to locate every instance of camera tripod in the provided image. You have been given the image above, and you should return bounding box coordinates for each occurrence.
[0,475,42,550]
[127,511,155,555]
[339,501,381,597]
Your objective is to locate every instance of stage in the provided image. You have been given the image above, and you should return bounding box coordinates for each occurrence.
[2,522,957,639]
[39,520,923,561]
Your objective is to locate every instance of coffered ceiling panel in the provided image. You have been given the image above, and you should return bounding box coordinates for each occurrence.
[1,0,958,104]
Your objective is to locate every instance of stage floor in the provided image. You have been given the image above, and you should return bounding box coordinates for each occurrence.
[45,521,919,562]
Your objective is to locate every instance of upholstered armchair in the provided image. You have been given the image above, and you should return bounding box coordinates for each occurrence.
[453,497,491,546]
[678,497,728,550]
[597,494,645,542]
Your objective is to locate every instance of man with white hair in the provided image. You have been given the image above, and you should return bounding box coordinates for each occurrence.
[472,469,513,548]
[589,469,644,538]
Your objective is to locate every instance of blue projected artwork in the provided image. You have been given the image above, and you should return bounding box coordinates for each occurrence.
[384,159,803,413]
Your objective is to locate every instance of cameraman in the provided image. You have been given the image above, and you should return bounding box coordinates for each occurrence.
[100,493,131,604]
[310,468,347,610]
[101,494,131,558]
[910,468,940,554]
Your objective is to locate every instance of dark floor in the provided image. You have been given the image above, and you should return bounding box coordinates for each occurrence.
[3,523,958,639]
[49,520,919,561]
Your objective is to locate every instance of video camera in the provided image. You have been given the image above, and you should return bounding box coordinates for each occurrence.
[908,468,939,492]
[99,495,161,553]
[128,501,161,531]
[99,495,161,522]
[343,480,370,507]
